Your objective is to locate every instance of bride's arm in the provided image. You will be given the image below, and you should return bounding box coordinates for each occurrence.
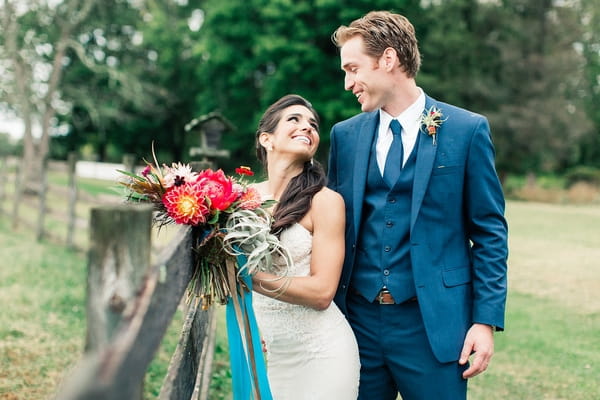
[252,188,345,310]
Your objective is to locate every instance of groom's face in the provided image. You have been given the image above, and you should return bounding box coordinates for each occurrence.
[340,36,388,113]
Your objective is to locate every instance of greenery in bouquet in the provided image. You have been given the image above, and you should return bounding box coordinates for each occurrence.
[118,150,289,309]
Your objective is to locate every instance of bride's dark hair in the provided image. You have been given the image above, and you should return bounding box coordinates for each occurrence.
[255,94,326,235]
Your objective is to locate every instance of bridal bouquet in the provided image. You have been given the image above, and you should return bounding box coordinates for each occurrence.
[119,147,282,398]
[118,149,290,310]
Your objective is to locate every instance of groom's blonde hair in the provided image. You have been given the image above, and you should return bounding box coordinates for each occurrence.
[332,10,421,78]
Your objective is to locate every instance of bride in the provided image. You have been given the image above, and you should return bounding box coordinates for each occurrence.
[251,94,360,399]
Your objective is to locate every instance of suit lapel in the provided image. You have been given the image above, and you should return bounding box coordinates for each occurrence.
[411,96,438,231]
[352,112,378,238]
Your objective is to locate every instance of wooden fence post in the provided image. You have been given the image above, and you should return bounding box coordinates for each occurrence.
[123,153,136,173]
[86,204,153,353]
[66,153,78,248]
[54,209,209,400]
[36,157,49,241]
[11,157,23,229]
[85,204,153,400]
[0,156,5,214]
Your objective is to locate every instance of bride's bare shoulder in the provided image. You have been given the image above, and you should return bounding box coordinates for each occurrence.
[313,186,344,205]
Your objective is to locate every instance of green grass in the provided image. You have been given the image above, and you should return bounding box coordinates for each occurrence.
[468,201,600,399]
[0,218,86,399]
[468,291,599,399]
[0,219,187,400]
[2,201,599,399]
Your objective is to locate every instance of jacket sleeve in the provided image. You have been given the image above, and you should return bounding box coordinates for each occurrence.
[464,116,509,330]
[327,125,339,192]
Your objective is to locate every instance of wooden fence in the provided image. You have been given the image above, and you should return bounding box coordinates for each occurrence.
[54,205,216,400]
[1,155,219,398]
[0,154,125,250]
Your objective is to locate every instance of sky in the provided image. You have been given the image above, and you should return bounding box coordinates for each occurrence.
[0,114,24,140]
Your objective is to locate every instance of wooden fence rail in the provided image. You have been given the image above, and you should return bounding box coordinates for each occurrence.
[54,205,216,400]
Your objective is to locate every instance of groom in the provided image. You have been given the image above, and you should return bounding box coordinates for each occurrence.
[327,11,508,400]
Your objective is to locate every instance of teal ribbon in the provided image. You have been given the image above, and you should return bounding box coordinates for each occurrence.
[226,254,272,400]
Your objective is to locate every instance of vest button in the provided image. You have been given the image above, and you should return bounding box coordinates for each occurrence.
[383,269,390,276]
[386,221,393,227]
[388,198,396,203]
[384,246,391,252]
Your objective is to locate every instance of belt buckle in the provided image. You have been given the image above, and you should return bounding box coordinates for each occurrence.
[377,289,392,304]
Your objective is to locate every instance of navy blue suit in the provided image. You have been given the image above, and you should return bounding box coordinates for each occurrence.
[327,95,508,398]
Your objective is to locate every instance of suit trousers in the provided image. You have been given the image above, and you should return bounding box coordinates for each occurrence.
[347,292,467,400]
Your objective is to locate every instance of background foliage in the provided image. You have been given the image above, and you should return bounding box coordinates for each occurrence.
[1,0,600,177]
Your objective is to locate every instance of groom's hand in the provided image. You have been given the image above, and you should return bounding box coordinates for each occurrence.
[459,323,494,379]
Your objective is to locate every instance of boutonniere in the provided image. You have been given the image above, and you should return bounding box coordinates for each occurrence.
[419,106,447,146]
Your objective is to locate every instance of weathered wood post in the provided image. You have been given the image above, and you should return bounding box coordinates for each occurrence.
[123,153,136,173]
[86,204,152,400]
[54,204,216,400]
[66,153,78,248]
[36,156,49,241]
[85,204,153,353]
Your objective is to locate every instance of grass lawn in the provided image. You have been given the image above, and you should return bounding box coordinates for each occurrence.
[468,201,600,399]
[1,200,599,399]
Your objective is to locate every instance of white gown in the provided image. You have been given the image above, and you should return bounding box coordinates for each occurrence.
[253,223,360,400]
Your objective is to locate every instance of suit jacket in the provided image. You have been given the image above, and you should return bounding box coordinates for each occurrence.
[327,95,508,363]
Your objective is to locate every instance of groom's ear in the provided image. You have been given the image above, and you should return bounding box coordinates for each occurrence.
[381,47,398,71]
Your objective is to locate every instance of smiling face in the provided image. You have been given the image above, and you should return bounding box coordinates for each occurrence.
[260,104,320,162]
[340,36,392,113]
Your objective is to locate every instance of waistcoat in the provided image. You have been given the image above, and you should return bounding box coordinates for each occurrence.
[351,133,420,303]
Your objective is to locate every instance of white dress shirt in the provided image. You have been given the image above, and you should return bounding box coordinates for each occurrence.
[377,88,426,175]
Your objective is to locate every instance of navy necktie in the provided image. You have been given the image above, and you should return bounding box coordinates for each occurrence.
[383,119,403,186]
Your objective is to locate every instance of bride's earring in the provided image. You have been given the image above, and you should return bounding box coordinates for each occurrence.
[267,144,273,152]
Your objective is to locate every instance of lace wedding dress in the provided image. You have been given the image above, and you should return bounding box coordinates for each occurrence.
[253,223,360,399]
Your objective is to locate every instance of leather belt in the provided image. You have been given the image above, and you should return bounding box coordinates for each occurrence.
[376,289,396,304]
[353,288,417,305]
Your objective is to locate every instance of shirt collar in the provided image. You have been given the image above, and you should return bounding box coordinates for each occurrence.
[378,88,426,134]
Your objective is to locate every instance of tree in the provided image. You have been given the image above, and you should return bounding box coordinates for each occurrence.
[577,0,600,167]
[418,0,592,176]
[54,0,205,164]
[0,0,98,182]
[485,0,590,174]
[194,0,422,171]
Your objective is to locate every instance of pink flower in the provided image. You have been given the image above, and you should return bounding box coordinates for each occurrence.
[196,169,238,211]
[232,183,245,200]
[238,187,262,210]
[141,165,152,177]
[162,184,209,225]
